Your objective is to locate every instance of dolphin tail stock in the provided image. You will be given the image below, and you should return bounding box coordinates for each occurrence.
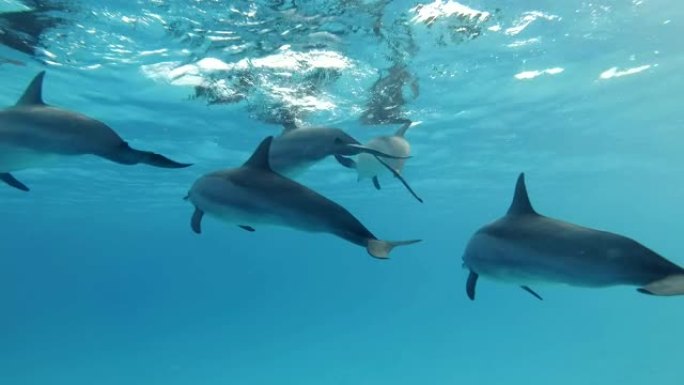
[366,239,421,259]
[106,142,192,169]
[637,274,684,296]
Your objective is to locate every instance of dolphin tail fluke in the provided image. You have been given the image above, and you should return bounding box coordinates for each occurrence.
[108,143,192,168]
[637,274,684,296]
[366,239,421,259]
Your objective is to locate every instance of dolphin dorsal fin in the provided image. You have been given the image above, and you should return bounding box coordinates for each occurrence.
[16,71,47,106]
[506,173,537,216]
[395,121,412,137]
[243,136,274,171]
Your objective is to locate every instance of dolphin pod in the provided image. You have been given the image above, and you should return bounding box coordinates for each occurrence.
[185,136,421,259]
[462,173,684,299]
[0,71,191,191]
[3,70,684,299]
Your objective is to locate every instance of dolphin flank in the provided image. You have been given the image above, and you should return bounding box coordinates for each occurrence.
[462,173,684,300]
[0,71,191,191]
[186,135,421,259]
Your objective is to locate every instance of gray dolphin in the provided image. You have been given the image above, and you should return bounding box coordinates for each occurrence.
[0,71,191,191]
[268,125,409,178]
[350,121,422,203]
[185,136,421,259]
[462,173,684,300]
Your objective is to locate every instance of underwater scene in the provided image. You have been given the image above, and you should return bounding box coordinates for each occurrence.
[1,0,683,384]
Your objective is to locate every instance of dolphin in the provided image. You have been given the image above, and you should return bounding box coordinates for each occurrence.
[462,173,684,300]
[351,121,422,203]
[268,124,409,178]
[0,71,191,191]
[185,136,421,259]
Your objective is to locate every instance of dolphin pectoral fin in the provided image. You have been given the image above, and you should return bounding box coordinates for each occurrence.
[0,173,29,192]
[372,176,381,190]
[347,144,411,159]
[191,208,204,234]
[638,274,684,296]
[374,156,423,203]
[466,271,478,301]
[238,225,255,232]
[520,285,543,301]
[108,143,192,168]
[334,155,357,169]
[366,239,421,259]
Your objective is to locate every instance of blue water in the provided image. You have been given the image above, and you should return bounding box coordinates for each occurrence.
[1,1,683,384]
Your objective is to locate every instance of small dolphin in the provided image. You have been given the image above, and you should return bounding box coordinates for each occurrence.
[351,121,422,203]
[462,173,684,300]
[268,125,408,178]
[0,71,191,191]
[185,136,421,259]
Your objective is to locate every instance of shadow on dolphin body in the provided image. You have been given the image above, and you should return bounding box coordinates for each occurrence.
[267,124,410,178]
[0,71,191,191]
[185,136,421,259]
[462,173,684,300]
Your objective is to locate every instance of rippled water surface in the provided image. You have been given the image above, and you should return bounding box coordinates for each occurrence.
[1,1,683,384]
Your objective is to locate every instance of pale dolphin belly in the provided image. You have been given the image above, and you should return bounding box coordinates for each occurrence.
[356,137,409,179]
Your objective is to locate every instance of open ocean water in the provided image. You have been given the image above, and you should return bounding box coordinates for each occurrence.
[1,0,683,384]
